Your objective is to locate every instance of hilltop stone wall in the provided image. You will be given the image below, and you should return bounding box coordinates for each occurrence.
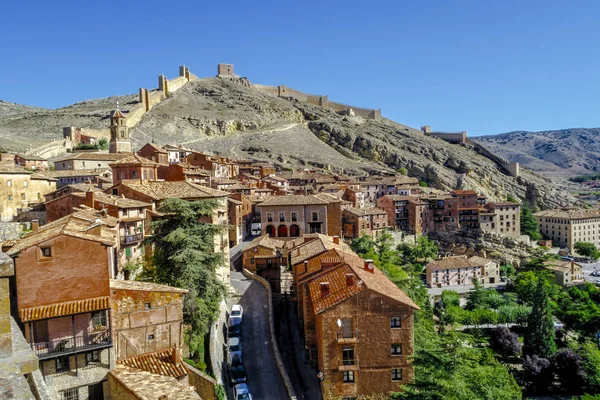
[254,84,381,120]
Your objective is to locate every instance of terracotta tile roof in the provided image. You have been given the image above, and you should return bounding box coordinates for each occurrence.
[119,180,229,201]
[534,208,600,220]
[53,152,128,162]
[16,153,46,161]
[110,153,159,166]
[487,202,520,207]
[118,348,187,378]
[309,265,364,314]
[313,193,342,204]
[297,248,345,283]
[109,279,188,293]
[289,234,353,266]
[258,195,329,207]
[111,108,126,119]
[139,143,168,154]
[0,166,35,175]
[109,365,200,400]
[72,191,151,208]
[426,255,493,272]
[39,168,111,179]
[7,208,118,256]
[244,234,285,252]
[343,207,388,217]
[19,295,110,322]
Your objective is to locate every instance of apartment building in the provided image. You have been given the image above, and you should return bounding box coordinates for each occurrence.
[342,207,388,238]
[293,244,418,399]
[40,168,112,188]
[348,175,419,205]
[535,208,600,250]
[184,151,239,179]
[163,144,192,164]
[53,153,127,171]
[137,142,168,164]
[425,256,500,288]
[7,211,118,399]
[479,201,521,238]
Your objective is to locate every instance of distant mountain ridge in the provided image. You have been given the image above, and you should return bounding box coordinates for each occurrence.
[473,128,600,179]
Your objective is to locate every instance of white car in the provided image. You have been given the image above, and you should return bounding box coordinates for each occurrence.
[233,383,253,400]
[231,304,243,321]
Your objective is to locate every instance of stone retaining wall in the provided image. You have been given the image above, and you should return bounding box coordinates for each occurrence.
[241,268,297,400]
[185,363,217,400]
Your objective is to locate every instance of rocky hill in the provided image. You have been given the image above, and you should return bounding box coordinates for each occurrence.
[0,78,577,209]
[473,128,600,180]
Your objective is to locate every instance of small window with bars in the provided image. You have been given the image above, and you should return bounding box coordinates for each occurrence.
[56,356,70,374]
[86,350,101,365]
[391,343,402,355]
[390,316,402,328]
[61,387,79,400]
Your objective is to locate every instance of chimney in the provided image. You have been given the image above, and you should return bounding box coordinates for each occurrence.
[171,346,181,365]
[85,190,95,208]
[333,236,340,245]
[303,260,308,274]
[346,274,355,287]
[320,282,330,297]
[31,220,39,233]
[364,259,375,273]
[296,248,301,256]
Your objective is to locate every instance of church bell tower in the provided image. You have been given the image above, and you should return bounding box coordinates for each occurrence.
[109,102,131,153]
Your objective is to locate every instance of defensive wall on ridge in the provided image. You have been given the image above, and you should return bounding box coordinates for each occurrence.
[253,84,382,121]
[420,126,519,178]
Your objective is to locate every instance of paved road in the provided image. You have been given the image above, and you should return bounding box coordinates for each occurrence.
[580,261,600,283]
[229,269,289,399]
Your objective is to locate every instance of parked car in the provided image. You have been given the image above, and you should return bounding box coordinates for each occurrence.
[229,353,247,385]
[228,316,242,338]
[231,304,244,322]
[591,271,599,277]
[233,383,253,400]
[228,337,242,354]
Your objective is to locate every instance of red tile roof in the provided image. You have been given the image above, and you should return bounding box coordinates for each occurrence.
[118,348,187,379]
[19,296,110,322]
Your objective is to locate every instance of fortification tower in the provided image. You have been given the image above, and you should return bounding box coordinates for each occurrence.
[109,103,131,153]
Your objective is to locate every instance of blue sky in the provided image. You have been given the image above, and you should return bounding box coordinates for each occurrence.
[1,0,598,136]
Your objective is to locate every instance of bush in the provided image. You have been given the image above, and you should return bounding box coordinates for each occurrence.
[522,355,553,394]
[490,327,521,359]
[419,181,428,187]
[552,348,585,394]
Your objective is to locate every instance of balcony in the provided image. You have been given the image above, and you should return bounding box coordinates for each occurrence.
[338,357,360,371]
[121,232,143,245]
[33,329,111,360]
[337,329,359,344]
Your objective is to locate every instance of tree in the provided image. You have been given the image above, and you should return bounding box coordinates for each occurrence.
[466,278,486,310]
[490,327,522,359]
[523,273,557,357]
[98,137,108,150]
[397,167,408,175]
[398,235,438,264]
[552,348,586,394]
[144,198,226,357]
[521,203,542,240]
[577,342,600,394]
[575,242,600,260]
[522,355,553,394]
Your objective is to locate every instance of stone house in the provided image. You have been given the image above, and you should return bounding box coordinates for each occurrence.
[377,195,412,232]
[40,168,112,188]
[545,259,584,286]
[300,250,419,399]
[109,153,159,185]
[479,201,521,238]
[7,209,119,399]
[257,195,331,238]
[0,167,57,221]
[15,153,49,171]
[163,144,193,165]
[184,151,239,179]
[348,175,419,205]
[342,207,388,239]
[242,235,286,293]
[137,143,168,164]
[425,256,500,288]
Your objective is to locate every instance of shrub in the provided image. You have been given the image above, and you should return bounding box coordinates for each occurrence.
[522,355,553,394]
[490,327,521,359]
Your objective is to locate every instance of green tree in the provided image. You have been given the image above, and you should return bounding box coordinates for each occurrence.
[574,242,600,260]
[523,272,557,357]
[397,167,408,175]
[398,235,438,264]
[98,137,109,150]
[144,198,226,357]
[521,203,542,240]
[419,181,429,187]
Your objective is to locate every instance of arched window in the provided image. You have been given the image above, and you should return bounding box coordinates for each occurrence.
[277,225,288,238]
[266,225,275,237]
[290,224,300,237]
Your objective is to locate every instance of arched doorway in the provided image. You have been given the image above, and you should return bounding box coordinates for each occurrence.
[290,224,300,237]
[278,225,288,237]
[266,225,275,237]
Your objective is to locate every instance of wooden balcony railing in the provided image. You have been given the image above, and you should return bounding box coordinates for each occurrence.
[121,232,143,245]
[32,329,111,360]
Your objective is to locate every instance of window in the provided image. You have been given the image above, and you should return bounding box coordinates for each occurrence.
[23,180,28,187]
[312,212,319,221]
[391,316,402,328]
[250,258,255,264]
[279,212,285,222]
[144,303,151,310]
[56,356,70,373]
[343,371,355,383]
[291,212,297,222]
[7,180,11,187]
[148,334,155,341]
[267,213,273,222]
[21,193,26,200]
[41,247,52,257]
[86,350,101,365]
[91,311,107,328]
[391,343,402,355]
[392,368,403,382]
[61,388,79,400]
[82,161,86,167]
[7,195,12,201]
[112,189,118,195]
